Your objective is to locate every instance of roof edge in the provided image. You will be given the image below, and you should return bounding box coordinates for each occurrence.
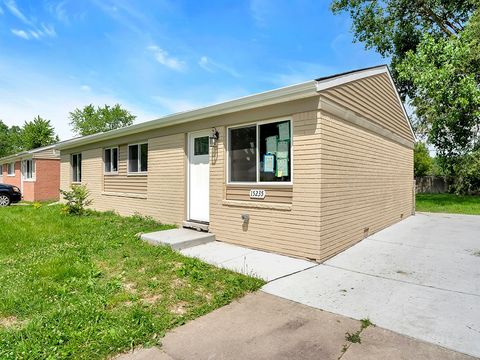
[0,144,57,163]
[56,80,318,150]
[316,64,416,141]
[315,65,388,91]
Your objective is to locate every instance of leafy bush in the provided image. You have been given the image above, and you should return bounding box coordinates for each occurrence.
[452,150,480,195]
[60,185,92,215]
[33,202,42,209]
[414,142,433,177]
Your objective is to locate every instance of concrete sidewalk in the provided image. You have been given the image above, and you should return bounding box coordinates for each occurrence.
[115,292,474,360]
[180,241,315,281]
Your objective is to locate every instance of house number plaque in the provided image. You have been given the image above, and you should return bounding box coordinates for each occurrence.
[250,189,266,199]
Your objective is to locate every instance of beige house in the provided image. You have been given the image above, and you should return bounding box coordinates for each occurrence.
[57,65,415,262]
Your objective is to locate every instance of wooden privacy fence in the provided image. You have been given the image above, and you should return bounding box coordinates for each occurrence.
[415,176,450,194]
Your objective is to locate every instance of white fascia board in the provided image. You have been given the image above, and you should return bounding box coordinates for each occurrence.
[56,81,318,150]
[383,69,417,141]
[316,65,416,141]
[315,66,388,91]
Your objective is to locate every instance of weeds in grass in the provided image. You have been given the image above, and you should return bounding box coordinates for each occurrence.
[339,318,375,358]
[0,205,264,359]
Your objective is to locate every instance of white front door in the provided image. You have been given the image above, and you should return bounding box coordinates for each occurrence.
[188,130,210,223]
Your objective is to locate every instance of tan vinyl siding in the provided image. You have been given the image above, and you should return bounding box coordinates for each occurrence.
[145,134,186,225]
[32,148,59,160]
[320,73,414,142]
[60,154,70,193]
[225,185,293,204]
[319,110,413,261]
[103,145,147,194]
[209,110,321,260]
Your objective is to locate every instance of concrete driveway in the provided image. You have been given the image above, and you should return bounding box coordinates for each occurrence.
[117,292,474,360]
[263,212,480,358]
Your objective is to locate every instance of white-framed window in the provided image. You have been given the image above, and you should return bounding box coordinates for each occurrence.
[104,147,119,174]
[22,159,35,180]
[72,153,82,183]
[127,143,148,174]
[7,162,15,176]
[227,119,292,184]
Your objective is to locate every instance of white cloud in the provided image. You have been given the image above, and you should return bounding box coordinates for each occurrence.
[4,0,33,25]
[0,60,158,140]
[152,96,204,113]
[147,45,185,71]
[51,0,69,23]
[11,29,30,40]
[80,85,91,92]
[267,62,340,87]
[198,56,240,78]
[5,0,56,40]
[0,5,4,15]
[29,30,40,39]
[249,0,271,27]
[41,23,57,37]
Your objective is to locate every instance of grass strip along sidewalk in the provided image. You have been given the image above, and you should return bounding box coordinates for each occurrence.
[0,205,263,359]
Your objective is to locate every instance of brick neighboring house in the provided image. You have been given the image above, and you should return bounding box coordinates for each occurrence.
[0,145,61,202]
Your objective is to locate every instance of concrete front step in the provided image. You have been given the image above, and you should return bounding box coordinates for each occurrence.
[141,228,215,251]
[182,221,209,232]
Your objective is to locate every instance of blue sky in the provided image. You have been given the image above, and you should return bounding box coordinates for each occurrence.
[0,0,383,140]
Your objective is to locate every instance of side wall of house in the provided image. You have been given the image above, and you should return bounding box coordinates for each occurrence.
[34,159,60,201]
[2,162,21,188]
[318,73,415,261]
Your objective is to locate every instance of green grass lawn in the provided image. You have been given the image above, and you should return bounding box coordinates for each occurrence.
[0,205,264,359]
[416,193,480,215]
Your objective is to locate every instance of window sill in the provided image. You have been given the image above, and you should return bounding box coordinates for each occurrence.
[127,172,148,177]
[222,199,292,211]
[226,183,293,188]
[102,191,147,199]
[22,179,36,182]
[104,172,119,176]
[7,175,15,177]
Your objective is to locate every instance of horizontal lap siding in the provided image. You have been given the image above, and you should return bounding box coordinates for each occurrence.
[225,186,293,203]
[145,134,185,225]
[210,111,321,260]
[60,154,70,194]
[320,73,414,142]
[59,98,322,258]
[103,145,147,194]
[61,136,186,226]
[33,148,59,160]
[319,111,413,261]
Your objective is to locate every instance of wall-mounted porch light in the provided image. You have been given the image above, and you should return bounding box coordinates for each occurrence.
[209,128,219,147]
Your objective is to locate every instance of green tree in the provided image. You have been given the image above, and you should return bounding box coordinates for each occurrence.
[0,121,25,157]
[397,8,480,163]
[21,116,59,150]
[0,120,11,158]
[330,0,476,99]
[331,0,479,171]
[69,104,136,136]
[414,142,434,177]
[8,125,24,154]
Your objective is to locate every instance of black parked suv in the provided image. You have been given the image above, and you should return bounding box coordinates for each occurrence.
[0,184,22,206]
